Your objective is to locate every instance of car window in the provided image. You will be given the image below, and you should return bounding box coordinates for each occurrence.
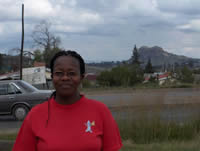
[7,84,17,94]
[16,81,38,92]
[0,83,20,95]
[11,83,22,94]
[0,84,7,95]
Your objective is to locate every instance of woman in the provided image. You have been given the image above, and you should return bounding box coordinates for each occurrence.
[13,50,122,151]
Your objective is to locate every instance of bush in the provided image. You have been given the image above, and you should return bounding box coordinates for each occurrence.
[97,65,144,87]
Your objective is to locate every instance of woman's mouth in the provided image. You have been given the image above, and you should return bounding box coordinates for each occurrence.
[61,84,72,88]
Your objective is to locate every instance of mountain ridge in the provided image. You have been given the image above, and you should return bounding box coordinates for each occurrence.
[136,46,200,67]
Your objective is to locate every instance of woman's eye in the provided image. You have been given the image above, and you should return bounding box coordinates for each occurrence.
[53,71,77,77]
[68,72,76,76]
[54,72,64,77]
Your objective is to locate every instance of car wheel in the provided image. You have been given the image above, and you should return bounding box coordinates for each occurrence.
[13,105,29,121]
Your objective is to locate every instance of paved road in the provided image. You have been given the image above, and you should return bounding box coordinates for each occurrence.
[87,87,200,106]
[1,88,200,131]
[0,116,22,132]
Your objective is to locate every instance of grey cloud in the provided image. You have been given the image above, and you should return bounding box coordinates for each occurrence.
[177,28,200,33]
[157,0,200,15]
[140,21,175,30]
[75,0,121,13]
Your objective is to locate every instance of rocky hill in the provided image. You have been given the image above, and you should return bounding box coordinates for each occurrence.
[87,46,200,72]
[136,46,200,67]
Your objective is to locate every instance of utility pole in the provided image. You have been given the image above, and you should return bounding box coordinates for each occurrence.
[20,4,24,80]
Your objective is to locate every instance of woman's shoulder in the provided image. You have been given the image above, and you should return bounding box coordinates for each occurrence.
[26,100,49,121]
[31,100,49,113]
[22,100,50,133]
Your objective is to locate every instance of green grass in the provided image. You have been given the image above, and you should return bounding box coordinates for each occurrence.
[1,140,200,151]
[0,133,17,140]
[117,118,200,144]
[81,83,200,95]
[113,103,200,151]
[121,139,200,151]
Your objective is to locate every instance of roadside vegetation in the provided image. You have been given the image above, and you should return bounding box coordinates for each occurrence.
[121,139,200,151]
[117,107,200,151]
[0,133,17,140]
[117,118,200,144]
[81,82,200,95]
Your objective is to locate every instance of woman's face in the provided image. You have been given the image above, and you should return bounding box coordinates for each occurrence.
[52,56,83,97]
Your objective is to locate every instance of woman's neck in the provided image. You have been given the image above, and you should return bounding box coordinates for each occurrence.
[55,92,81,105]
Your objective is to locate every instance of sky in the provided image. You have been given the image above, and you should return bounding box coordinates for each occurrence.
[1,0,200,62]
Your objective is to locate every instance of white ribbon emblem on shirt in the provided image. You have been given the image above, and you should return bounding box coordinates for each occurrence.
[85,120,95,133]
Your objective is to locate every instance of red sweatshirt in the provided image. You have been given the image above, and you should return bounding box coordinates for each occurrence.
[12,95,122,151]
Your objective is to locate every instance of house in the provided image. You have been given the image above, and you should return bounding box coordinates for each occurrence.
[158,72,170,85]
[34,61,46,67]
[144,72,172,85]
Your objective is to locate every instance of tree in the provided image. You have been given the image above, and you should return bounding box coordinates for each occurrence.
[188,60,194,68]
[129,65,144,85]
[97,70,112,86]
[33,49,43,62]
[32,21,55,50]
[131,45,140,65]
[32,20,62,67]
[179,66,194,83]
[43,47,61,67]
[96,65,144,87]
[145,58,154,73]
[130,45,144,84]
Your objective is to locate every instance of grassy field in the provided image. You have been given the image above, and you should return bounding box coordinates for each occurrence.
[81,83,200,95]
[0,133,17,141]
[114,102,200,151]
[121,139,200,151]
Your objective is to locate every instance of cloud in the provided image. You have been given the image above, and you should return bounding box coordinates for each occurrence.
[0,21,21,34]
[157,0,200,15]
[177,19,200,32]
[0,1,21,20]
[116,0,158,16]
[0,0,53,20]
[0,25,3,34]
[182,46,200,58]
[24,0,53,18]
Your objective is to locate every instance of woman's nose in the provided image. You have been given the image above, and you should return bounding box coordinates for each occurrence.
[61,73,71,80]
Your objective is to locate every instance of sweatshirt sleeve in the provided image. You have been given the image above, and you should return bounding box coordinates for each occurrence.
[12,114,37,151]
[101,105,123,151]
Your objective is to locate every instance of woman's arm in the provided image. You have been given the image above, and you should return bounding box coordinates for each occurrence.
[101,104,123,151]
[12,115,37,151]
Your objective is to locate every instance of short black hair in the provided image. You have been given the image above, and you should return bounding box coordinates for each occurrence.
[50,50,85,76]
